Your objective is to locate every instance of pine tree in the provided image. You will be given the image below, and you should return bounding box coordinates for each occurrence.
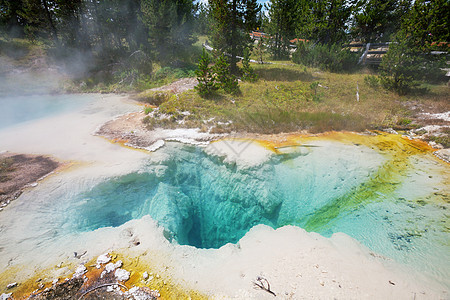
[195,2,211,35]
[244,0,260,33]
[241,47,257,82]
[195,48,218,97]
[0,0,28,38]
[401,0,450,50]
[379,0,448,94]
[297,0,355,45]
[256,36,266,64]
[266,0,297,60]
[18,0,59,44]
[379,31,422,95]
[214,53,239,94]
[209,0,261,74]
[352,0,411,43]
[141,0,196,64]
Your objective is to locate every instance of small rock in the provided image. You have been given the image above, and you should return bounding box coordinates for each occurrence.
[6,283,17,289]
[104,262,117,273]
[30,182,38,187]
[74,251,87,259]
[384,128,398,135]
[319,280,325,286]
[127,286,160,300]
[96,253,111,265]
[57,262,63,268]
[114,260,123,268]
[52,279,58,285]
[73,265,87,278]
[115,268,130,282]
[429,141,444,149]
[1,293,12,300]
[143,271,149,280]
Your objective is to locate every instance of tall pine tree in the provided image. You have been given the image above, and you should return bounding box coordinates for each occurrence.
[352,0,411,43]
[401,0,450,50]
[0,0,28,38]
[266,0,297,60]
[209,0,261,74]
[141,0,196,64]
[298,0,355,45]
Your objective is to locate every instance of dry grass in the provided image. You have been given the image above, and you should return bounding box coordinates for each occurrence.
[134,90,174,106]
[147,62,448,134]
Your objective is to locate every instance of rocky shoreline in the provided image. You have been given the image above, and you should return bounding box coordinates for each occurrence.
[2,253,160,300]
[0,153,61,211]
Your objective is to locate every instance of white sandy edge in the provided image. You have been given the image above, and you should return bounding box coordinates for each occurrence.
[138,128,218,149]
[205,139,273,168]
[20,215,446,299]
[171,222,447,299]
[0,93,447,298]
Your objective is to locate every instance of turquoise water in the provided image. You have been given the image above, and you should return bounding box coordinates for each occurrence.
[62,142,449,283]
[66,142,379,248]
[0,94,90,129]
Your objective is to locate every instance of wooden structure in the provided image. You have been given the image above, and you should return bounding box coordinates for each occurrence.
[352,42,390,66]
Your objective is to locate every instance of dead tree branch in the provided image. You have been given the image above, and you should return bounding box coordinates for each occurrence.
[253,276,276,297]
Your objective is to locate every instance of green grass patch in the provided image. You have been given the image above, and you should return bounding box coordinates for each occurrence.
[0,38,32,60]
[144,61,449,134]
[144,106,154,114]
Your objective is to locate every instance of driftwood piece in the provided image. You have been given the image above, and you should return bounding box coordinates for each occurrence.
[77,282,128,300]
[253,276,276,297]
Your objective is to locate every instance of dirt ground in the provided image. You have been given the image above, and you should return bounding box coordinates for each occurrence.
[0,153,60,208]
[149,77,198,94]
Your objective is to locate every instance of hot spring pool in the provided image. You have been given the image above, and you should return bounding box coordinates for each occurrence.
[0,98,448,291]
[47,135,448,285]
[0,94,91,129]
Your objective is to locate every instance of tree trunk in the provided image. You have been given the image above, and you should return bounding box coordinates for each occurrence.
[41,0,59,46]
[275,14,281,60]
[230,0,237,74]
[77,3,91,50]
